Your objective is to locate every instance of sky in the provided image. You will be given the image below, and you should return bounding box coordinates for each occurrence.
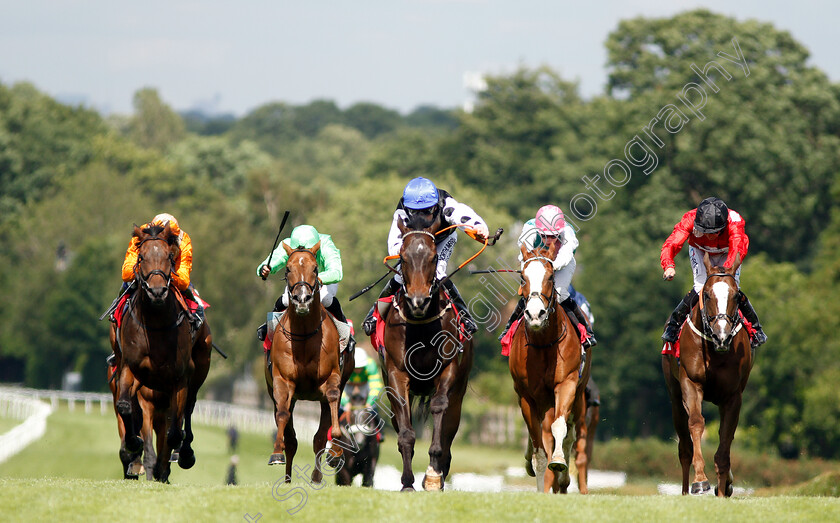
[0,1,837,116]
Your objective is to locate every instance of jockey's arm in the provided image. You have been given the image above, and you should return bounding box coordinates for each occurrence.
[723,211,749,268]
[442,196,488,241]
[660,212,693,271]
[316,234,343,284]
[256,239,290,277]
[171,232,192,291]
[121,237,140,282]
[552,224,578,271]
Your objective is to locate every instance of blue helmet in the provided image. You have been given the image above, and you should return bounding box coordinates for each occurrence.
[402,177,439,210]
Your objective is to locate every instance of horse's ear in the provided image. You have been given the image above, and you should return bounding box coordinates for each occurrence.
[310,241,321,256]
[519,243,530,260]
[703,252,713,274]
[132,224,143,238]
[547,239,559,260]
[282,242,293,256]
[729,253,742,274]
[162,222,174,243]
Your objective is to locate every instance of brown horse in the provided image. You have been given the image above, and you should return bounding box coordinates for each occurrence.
[114,223,212,483]
[380,215,473,491]
[265,241,354,485]
[662,253,752,496]
[509,244,591,493]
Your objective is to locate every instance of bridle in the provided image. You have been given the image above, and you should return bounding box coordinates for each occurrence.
[134,236,173,294]
[398,230,439,297]
[689,272,744,350]
[522,255,557,315]
[284,247,321,298]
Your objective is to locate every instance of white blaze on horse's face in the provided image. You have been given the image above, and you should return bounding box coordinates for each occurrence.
[711,281,731,339]
[523,260,549,330]
[290,255,315,314]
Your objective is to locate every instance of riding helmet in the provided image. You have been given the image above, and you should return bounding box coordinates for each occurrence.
[402,177,439,210]
[694,197,729,234]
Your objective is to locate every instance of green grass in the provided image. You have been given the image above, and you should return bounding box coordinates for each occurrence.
[1,478,838,523]
[0,416,21,434]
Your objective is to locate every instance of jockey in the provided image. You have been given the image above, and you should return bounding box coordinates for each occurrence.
[660,197,767,347]
[256,224,354,351]
[361,177,489,336]
[341,349,385,440]
[498,205,597,348]
[106,213,203,366]
[120,213,204,325]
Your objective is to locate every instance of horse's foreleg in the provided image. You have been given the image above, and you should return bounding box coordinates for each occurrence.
[138,391,156,481]
[283,399,298,484]
[387,374,415,492]
[715,394,742,497]
[311,398,337,486]
[269,376,294,467]
[681,379,710,494]
[152,404,169,482]
[548,379,577,475]
[662,355,692,494]
[179,333,211,470]
[116,366,142,453]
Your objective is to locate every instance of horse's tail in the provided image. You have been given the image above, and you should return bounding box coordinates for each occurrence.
[411,395,432,426]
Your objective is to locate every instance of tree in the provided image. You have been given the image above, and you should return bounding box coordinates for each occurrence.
[127,88,186,151]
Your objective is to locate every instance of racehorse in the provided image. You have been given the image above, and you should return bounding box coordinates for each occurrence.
[333,382,381,487]
[114,223,212,483]
[265,241,354,485]
[380,214,473,491]
[662,253,752,497]
[509,243,591,493]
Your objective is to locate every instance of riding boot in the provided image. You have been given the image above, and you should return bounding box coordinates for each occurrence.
[325,297,348,324]
[443,279,477,334]
[183,285,205,330]
[662,290,697,343]
[737,291,768,347]
[362,278,400,336]
[560,297,596,348]
[498,297,526,341]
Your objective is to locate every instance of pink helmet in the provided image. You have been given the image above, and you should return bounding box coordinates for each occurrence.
[535,205,565,236]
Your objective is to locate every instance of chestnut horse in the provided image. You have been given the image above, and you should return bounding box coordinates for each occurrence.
[115,223,212,482]
[509,244,592,493]
[381,215,473,491]
[662,253,752,496]
[265,241,354,485]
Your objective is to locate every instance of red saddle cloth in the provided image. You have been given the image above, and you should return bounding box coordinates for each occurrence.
[661,312,755,358]
[501,317,587,357]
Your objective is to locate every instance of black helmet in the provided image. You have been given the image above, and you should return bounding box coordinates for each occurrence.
[695,197,729,234]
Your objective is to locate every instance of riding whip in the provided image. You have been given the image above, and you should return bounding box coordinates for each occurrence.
[349,269,393,301]
[261,210,291,281]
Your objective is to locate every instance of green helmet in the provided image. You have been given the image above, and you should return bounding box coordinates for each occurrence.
[289,225,320,249]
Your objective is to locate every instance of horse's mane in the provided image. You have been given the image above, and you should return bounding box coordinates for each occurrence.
[143,224,167,238]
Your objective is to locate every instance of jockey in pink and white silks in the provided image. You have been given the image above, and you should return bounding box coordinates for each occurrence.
[361,177,489,336]
[499,205,597,348]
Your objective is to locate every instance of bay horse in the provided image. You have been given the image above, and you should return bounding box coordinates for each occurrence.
[509,244,592,493]
[115,223,212,483]
[265,241,354,485]
[381,214,473,491]
[333,382,381,487]
[662,253,752,496]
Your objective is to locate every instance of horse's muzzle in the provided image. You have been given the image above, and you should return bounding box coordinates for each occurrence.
[291,291,314,315]
[406,293,431,318]
[146,286,169,305]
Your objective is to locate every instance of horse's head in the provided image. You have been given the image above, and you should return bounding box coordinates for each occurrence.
[134,223,179,306]
[700,252,743,351]
[519,242,558,331]
[398,214,438,318]
[283,241,321,315]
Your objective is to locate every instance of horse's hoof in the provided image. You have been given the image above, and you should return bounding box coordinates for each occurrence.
[178,451,196,469]
[690,480,711,495]
[400,486,415,492]
[169,451,179,463]
[548,458,568,473]
[268,453,286,465]
[714,483,734,497]
[423,468,443,491]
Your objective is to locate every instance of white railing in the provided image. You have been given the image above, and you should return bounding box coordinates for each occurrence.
[0,390,54,464]
[0,386,320,439]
